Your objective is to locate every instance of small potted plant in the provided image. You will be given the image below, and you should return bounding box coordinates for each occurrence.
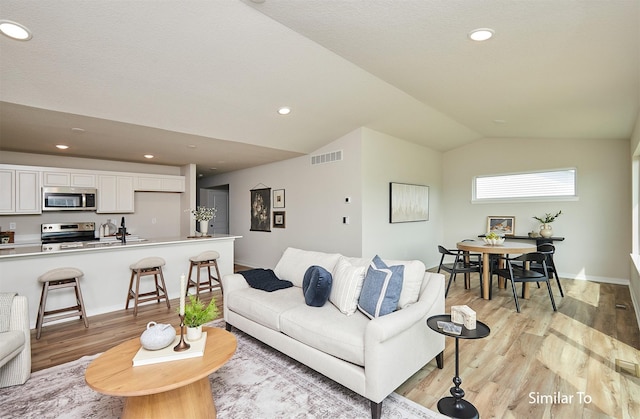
[188,206,217,235]
[182,295,219,341]
[533,210,562,238]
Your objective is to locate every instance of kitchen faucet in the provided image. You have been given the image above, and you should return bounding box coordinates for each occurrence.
[120,217,127,244]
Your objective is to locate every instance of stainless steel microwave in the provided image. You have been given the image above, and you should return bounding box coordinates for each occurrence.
[42,187,97,211]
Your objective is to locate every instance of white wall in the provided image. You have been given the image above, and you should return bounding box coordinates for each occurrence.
[630,111,640,322]
[201,127,445,270]
[201,129,364,268]
[361,128,443,268]
[443,137,631,283]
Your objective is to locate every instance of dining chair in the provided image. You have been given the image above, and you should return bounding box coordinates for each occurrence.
[531,243,564,297]
[437,245,483,297]
[509,243,563,297]
[493,252,557,313]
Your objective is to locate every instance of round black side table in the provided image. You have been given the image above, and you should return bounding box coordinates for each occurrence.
[427,314,490,419]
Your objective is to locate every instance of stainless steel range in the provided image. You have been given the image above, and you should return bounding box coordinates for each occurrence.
[41,222,97,251]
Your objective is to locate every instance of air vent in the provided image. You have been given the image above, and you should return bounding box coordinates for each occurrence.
[311,150,343,165]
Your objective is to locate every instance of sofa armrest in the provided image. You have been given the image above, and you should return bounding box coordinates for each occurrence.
[363,271,445,402]
[0,295,31,387]
[222,273,250,295]
[365,271,445,344]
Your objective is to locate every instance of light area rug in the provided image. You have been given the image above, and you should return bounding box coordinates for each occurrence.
[0,321,443,418]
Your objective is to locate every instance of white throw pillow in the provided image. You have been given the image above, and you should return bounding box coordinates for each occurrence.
[274,247,342,288]
[383,259,425,308]
[330,256,367,315]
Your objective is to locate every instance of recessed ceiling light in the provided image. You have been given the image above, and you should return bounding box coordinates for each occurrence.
[143,154,154,159]
[468,28,494,42]
[55,144,69,150]
[0,20,32,41]
[71,127,85,133]
[278,107,291,115]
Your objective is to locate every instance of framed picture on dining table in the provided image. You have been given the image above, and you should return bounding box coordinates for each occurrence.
[487,216,515,236]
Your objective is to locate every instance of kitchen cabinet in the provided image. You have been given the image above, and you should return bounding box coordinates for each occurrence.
[97,175,134,213]
[16,170,41,213]
[43,171,96,187]
[0,170,15,213]
[135,175,185,192]
[0,169,41,214]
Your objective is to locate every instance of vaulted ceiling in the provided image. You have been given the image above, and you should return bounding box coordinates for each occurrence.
[1,0,638,175]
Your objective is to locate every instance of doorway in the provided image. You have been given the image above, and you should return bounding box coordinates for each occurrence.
[199,185,229,234]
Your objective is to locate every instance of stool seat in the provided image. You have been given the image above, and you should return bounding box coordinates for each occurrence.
[126,257,170,316]
[186,251,222,297]
[130,257,166,270]
[36,267,88,339]
[189,250,220,263]
[38,267,84,283]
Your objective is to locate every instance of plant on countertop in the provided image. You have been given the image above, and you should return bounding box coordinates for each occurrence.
[182,295,219,327]
[533,210,562,224]
[188,206,217,221]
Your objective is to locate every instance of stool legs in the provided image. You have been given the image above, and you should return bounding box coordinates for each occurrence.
[36,278,88,340]
[126,267,171,316]
[186,259,222,297]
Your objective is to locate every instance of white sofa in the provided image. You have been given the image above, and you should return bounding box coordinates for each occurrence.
[223,248,445,419]
[0,294,31,388]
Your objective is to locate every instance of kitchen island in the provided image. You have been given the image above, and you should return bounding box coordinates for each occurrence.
[0,234,241,328]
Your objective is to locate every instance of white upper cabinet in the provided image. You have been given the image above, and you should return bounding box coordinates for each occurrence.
[43,171,96,187]
[0,170,16,213]
[97,175,134,213]
[135,175,185,192]
[0,169,41,214]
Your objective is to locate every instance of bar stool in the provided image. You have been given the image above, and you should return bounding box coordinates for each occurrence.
[186,250,223,297]
[126,257,171,316]
[36,267,88,340]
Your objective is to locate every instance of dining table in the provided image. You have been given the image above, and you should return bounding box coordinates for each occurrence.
[456,240,537,300]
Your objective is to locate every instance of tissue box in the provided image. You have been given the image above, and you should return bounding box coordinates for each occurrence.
[451,305,476,330]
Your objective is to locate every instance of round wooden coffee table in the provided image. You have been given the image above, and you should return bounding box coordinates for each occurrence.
[85,326,236,418]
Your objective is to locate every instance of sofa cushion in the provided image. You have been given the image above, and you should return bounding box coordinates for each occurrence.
[274,248,342,288]
[346,256,425,309]
[226,287,304,331]
[329,257,367,315]
[0,331,24,363]
[280,303,368,366]
[302,266,333,307]
[358,255,404,318]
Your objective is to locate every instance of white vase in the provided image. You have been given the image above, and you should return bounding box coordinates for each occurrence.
[186,325,203,341]
[539,223,553,238]
[199,220,208,235]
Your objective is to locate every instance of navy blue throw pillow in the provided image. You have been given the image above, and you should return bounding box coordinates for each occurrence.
[302,265,333,307]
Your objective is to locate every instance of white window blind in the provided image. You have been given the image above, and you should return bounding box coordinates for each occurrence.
[474,169,576,201]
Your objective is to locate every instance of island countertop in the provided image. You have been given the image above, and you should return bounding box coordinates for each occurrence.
[0,234,242,328]
[0,234,242,259]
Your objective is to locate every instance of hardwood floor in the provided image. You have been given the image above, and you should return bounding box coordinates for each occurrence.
[397,274,640,418]
[30,269,640,418]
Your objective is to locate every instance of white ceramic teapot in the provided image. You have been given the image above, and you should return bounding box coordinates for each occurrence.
[140,321,176,350]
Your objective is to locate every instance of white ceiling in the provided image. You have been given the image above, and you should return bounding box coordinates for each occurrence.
[1,0,638,175]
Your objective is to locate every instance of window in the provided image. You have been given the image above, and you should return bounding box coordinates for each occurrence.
[473,168,577,202]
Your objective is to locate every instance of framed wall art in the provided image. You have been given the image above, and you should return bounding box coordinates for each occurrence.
[250,187,271,232]
[389,182,429,223]
[273,211,286,228]
[273,189,285,208]
[486,216,515,236]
